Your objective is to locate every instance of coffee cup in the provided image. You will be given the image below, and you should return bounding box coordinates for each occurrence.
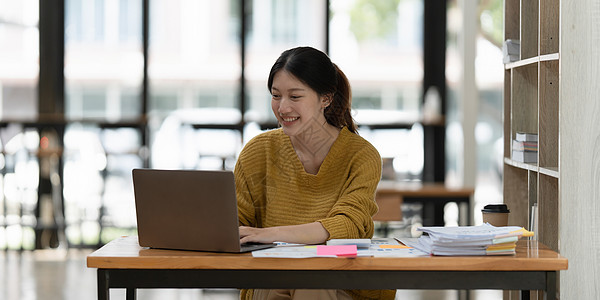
[482,204,510,227]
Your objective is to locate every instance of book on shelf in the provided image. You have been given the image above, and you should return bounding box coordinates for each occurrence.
[502,39,520,64]
[530,203,538,241]
[512,149,537,163]
[515,132,538,142]
[512,133,538,163]
[512,140,538,151]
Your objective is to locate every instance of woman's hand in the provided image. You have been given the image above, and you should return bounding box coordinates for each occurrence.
[239,222,330,245]
[239,226,279,244]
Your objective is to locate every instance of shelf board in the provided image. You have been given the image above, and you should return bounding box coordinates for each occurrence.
[504,52,560,69]
[504,56,538,69]
[539,53,559,62]
[504,157,538,171]
[504,158,560,178]
[539,166,559,178]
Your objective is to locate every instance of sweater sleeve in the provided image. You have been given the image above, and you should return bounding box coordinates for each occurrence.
[318,145,382,239]
[234,158,256,227]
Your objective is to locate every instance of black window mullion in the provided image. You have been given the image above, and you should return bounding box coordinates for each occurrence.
[39,0,65,118]
[37,0,66,249]
[240,0,248,130]
[422,0,447,183]
[142,0,149,118]
[141,0,149,168]
[325,0,330,54]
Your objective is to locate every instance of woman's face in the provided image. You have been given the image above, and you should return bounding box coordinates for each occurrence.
[270,70,328,137]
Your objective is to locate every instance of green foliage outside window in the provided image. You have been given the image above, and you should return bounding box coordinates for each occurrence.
[479,0,503,47]
[349,0,402,42]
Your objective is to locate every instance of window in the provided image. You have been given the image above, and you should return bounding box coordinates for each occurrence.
[148,0,243,170]
[12,0,452,248]
[330,0,425,180]
[65,0,143,121]
[446,0,504,225]
[0,0,39,119]
[245,0,326,124]
[330,0,423,120]
[0,0,40,250]
[148,0,240,115]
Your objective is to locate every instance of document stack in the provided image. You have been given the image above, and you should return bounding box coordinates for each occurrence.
[503,39,520,63]
[512,132,538,163]
[405,223,534,256]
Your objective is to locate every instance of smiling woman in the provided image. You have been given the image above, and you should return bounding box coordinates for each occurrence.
[265,47,357,176]
[235,46,395,300]
[268,47,356,135]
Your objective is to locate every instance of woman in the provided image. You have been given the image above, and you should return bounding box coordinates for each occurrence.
[235,46,395,300]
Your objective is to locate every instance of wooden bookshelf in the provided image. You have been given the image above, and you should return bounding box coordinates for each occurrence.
[503,0,561,298]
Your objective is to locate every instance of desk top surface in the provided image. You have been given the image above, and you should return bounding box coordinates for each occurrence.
[376,181,474,196]
[87,236,567,271]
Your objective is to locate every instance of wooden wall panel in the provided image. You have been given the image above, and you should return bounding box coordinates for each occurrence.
[520,0,539,59]
[539,0,559,54]
[511,64,538,138]
[504,0,520,41]
[503,165,529,228]
[539,60,559,168]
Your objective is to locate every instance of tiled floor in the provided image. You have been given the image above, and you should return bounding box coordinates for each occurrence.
[0,248,503,300]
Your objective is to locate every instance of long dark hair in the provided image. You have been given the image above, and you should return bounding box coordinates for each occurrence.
[267,46,357,134]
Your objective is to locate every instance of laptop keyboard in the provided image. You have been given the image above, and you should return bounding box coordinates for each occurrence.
[240,242,276,252]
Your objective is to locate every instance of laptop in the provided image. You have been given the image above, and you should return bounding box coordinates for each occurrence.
[132,168,275,253]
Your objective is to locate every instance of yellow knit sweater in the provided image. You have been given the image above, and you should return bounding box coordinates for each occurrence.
[235,127,395,300]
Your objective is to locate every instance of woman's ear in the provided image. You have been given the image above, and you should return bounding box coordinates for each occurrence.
[321,94,333,108]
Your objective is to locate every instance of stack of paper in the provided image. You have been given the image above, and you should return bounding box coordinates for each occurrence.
[326,238,371,248]
[404,223,534,256]
[251,238,428,258]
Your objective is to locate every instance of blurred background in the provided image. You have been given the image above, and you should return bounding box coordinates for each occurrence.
[0,0,503,253]
[0,0,508,298]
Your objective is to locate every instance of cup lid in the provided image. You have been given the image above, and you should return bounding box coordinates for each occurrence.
[482,204,510,213]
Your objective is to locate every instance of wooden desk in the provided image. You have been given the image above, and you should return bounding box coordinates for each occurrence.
[375,182,475,226]
[87,236,567,300]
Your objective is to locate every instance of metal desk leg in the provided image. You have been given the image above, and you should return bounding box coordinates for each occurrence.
[433,201,446,226]
[459,199,471,226]
[546,271,557,300]
[421,201,438,226]
[457,289,470,300]
[126,288,136,300]
[98,269,109,300]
